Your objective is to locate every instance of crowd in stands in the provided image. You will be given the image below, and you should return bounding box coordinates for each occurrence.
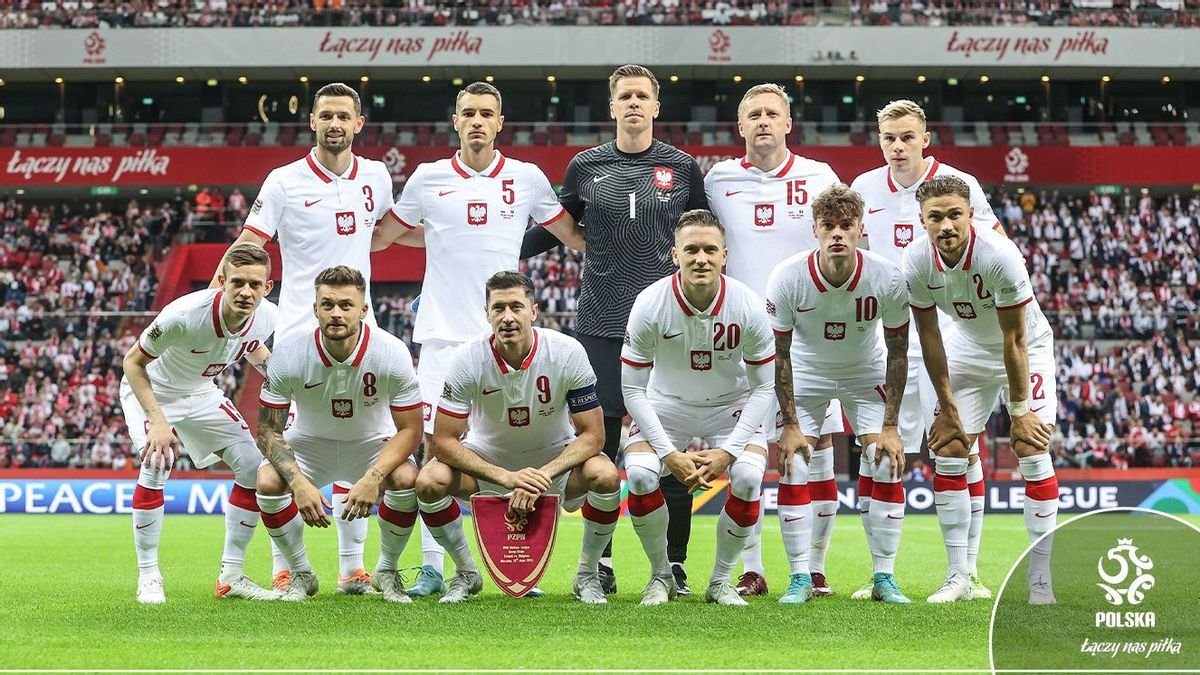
[3,184,1198,470]
[3,0,1194,29]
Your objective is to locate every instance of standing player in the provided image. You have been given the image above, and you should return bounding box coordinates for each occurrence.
[703,82,842,597]
[620,210,775,606]
[905,176,1058,604]
[120,243,278,604]
[522,64,708,595]
[415,272,620,604]
[765,186,912,604]
[374,81,572,597]
[849,99,1004,600]
[213,82,395,595]
[254,266,425,603]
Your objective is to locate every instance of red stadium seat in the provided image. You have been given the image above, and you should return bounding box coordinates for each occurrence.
[277,125,296,146]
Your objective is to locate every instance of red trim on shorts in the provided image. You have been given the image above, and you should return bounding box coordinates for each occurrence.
[259,398,290,409]
[619,356,652,368]
[133,485,164,510]
[390,402,423,412]
[436,405,468,419]
[379,502,418,528]
[723,493,760,527]
[627,489,665,517]
[745,354,775,366]
[808,479,838,502]
[582,501,620,525]
[871,480,905,504]
[857,474,874,499]
[885,321,910,333]
[934,473,968,492]
[260,500,299,529]
[968,479,985,498]
[997,296,1034,312]
[420,500,461,528]
[1024,475,1059,502]
[242,224,272,240]
[228,484,259,512]
[911,304,936,312]
[777,483,811,506]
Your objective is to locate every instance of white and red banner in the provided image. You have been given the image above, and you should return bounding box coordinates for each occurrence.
[3,145,1200,188]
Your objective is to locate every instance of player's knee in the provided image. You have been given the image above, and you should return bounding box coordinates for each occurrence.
[1010,438,1047,458]
[384,461,419,491]
[728,453,766,502]
[256,464,286,495]
[623,452,661,495]
[583,454,620,493]
[218,441,262,487]
[816,433,835,450]
[415,462,452,502]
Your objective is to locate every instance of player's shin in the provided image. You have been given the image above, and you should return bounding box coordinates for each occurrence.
[256,493,313,574]
[132,464,169,579]
[738,499,767,576]
[579,491,621,574]
[807,447,837,574]
[417,496,477,574]
[933,456,970,577]
[377,489,418,573]
[1018,453,1059,579]
[777,453,812,575]
[966,460,986,577]
[713,454,765,584]
[220,483,260,582]
[857,449,875,556]
[624,452,671,576]
[332,482,369,578]
[868,457,905,576]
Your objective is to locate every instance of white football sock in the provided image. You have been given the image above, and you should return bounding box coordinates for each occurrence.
[738,499,767,576]
[420,523,445,572]
[578,490,621,575]
[331,484,368,577]
[256,493,313,574]
[1019,454,1059,579]
[132,476,167,578]
[966,460,985,577]
[625,452,670,577]
[857,450,875,560]
[808,447,837,574]
[377,489,418,573]
[418,496,477,574]
[778,452,812,575]
[219,483,260,582]
[934,456,970,577]
[869,456,905,576]
[712,454,765,584]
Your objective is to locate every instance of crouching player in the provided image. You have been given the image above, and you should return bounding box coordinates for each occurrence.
[120,243,279,604]
[254,266,425,602]
[620,209,776,607]
[764,185,913,605]
[415,271,621,604]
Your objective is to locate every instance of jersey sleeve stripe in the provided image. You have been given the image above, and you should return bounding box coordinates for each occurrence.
[259,398,290,409]
[436,405,469,419]
[242,223,272,240]
[537,206,568,227]
[390,402,423,412]
[136,342,158,360]
[911,304,937,312]
[996,296,1034,311]
[884,321,911,333]
[992,221,1004,232]
[619,356,653,368]
[390,207,418,230]
[745,354,775,366]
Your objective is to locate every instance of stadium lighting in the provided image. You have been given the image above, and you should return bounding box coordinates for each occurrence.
[299,76,309,83]
[54,77,64,84]
[15,189,24,195]
[1162,76,1171,84]
[947,78,958,86]
[1101,75,1111,83]
[794,75,804,83]
[114,76,124,84]
[855,75,865,82]
[0,79,5,86]
[485,75,494,82]
[546,75,556,82]
[452,77,464,86]
[238,76,248,84]
[916,75,927,83]
[979,75,989,83]
[421,75,432,83]
[669,75,679,82]
[175,76,185,84]
[360,76,369,83]
[732,75,743,83]
[1041,75,1050,83]
[206,79,218,86]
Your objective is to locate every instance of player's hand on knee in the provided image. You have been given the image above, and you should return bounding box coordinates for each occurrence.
[777,425,809,476]
[688,449,733,489]
[292,479,332,527]
[342,479,381,521]
[509,487,539,514]
[1011,413,1053,453]
[878,428,906,479]
[507,467,552,494]
[142,422,180,473]
[928,409,970,457]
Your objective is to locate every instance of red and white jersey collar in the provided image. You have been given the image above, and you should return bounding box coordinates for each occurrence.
[886,156,940,193]
[807,250,864,293]
[739,152,797,178]
[489,327,539,374]
[210,290,255,338]
[314,322,371,368]
[451,150,506,179]
[932,225,978,272]
[671,273,727,317]
[305,149,360,184]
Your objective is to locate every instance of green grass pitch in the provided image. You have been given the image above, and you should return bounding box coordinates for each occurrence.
[3,513,1184,672]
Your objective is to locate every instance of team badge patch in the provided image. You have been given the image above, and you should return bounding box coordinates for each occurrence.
[335,211,356,236]
[201,363,226,377]
[332,399,354,418]
[442,382,452,400]
[754,204,774,227]
[690,350,712,371]
[824,322,846,341]
[148,323,163,341]
[894,223,915,248]
[251,198,263,214]
[467,202,488,226]
[652,166,674,190]
[507,406,530,427]
[953,302,977,320]
[470,494,559,598]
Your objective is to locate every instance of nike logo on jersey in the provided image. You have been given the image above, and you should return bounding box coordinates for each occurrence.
[868,207,885,214]
[135,522,156,530]
[190,348,210,354]
[724,190,743,197]
[795,307,815,313]
[1030,406,1046,414]
[438,190,456,197]
[304,199,322,207]
[927,285,946,291]
[303,382,323,389]
[593,175,608,184]
[662,332,683,339]
[482,388,501,395]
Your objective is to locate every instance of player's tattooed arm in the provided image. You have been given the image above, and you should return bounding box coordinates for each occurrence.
[882,328,909,427]
[245,345,270,377]
[774,330,798,426]
[256,405,301,484]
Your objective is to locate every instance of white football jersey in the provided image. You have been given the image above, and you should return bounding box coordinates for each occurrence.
[243,150,392,344]
[852,157,999,267]
[136,288,277,398]
[705,153,840,296]
[390,151,565,344]
[903,225,1053,351]
[765,249,909,375]
[621,273,774,405]
[438,328,597,468]
[260,322,422,440]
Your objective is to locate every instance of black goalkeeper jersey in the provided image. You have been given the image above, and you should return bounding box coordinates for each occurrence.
[559,139,707,339]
